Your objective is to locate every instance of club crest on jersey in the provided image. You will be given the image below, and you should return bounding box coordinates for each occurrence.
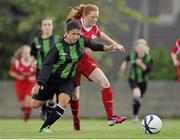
[91,34,97,40]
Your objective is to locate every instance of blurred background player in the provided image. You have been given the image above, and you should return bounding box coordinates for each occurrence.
[171,38,180,82]
[32,20,118,133]
[9,45,36,122]
[66,4,126,130]
[120,39,153,123]
[30,17,60,120]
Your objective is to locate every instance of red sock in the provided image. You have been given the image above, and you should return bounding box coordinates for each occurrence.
[102,87,113,120]
[70,100,80,125]
[23,107,32,121]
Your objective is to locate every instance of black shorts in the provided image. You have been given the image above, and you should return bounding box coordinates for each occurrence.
[128,79,147,97]
[33,75,76,101]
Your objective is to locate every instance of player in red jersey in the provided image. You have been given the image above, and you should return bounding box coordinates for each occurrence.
[171,38,180,82]
[9,45,36,121]
[66,4,126,130]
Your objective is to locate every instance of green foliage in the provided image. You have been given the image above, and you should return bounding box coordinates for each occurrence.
[149,43,177,80]
[0,0,140,80]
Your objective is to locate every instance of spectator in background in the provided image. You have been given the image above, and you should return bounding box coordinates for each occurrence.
[171,38,180,82]
[120,39,153,123]
[9,45,36,122]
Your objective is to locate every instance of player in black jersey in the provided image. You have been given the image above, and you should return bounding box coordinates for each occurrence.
[120,39,153,123]
[30,17,60,120]
[32,20,119,132]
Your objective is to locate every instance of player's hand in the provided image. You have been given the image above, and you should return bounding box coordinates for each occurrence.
[104,44,116,52]
[173,59,180,66]
[17,75,25,80]
[84,47,93,56]
[33,83,44,94]
[28,76,36,82]
[114,43,125,53]
[135,59,143,65]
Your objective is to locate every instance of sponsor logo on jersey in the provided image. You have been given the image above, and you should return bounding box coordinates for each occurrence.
[60,53,68,56]
[37,45,42,49]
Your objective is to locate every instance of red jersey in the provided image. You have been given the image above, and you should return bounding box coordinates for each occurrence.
[9,58,35,83]
[77,18,101,40]
[171,38,180,54]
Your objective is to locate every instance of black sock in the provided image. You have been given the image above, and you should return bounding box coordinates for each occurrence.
[46,102,57,109]
[40,105,65,130]
[132,99,141,115]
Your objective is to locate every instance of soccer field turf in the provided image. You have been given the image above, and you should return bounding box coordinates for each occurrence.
[0,119,179,139]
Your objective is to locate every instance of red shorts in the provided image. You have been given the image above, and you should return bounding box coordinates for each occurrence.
[75,54,99,86]
[15,80,35,102]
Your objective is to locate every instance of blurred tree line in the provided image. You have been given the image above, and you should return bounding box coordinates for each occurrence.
[0,0,176,80]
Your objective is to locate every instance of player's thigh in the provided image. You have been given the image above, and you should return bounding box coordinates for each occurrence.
[128,79,141,99]
[88,68,110,88]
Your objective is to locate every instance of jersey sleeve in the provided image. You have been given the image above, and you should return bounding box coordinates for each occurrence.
[30,41,38,58]
[37,46,58,86]
[9,60,19,73]
[96,25,101,37]
[144,55,153,73]
[171,39,180,54]
[125,55,130,61]
[83,37,104,51]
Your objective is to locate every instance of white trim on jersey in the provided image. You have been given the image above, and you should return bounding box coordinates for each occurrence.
[15,60,20,69]
[80,18,92,32]
[176,41,180,54]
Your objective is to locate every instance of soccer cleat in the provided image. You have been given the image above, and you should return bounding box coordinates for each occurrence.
[39,126,52,133]
[73,123,81,131]
[107,115,127,126]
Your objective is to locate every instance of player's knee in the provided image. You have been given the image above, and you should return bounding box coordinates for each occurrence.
[98,79,110,88]
[32,100,42,108]
[133,88,141,99]
[72,95,79,101]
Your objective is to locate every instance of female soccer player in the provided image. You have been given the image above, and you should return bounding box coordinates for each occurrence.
[120,39,153,122]
[9,45,36,121]
[32,20,118,132]
[66,4,126,130]
[171,38,180,82]
[30,17,60,120]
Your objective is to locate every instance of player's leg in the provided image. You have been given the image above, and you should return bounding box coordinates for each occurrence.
[71,87,81,131]
[24,95,32,121]
[15,82,27,120]
[88,68,126,126]
[132,87,141,122]
[39,93,69,132]
[23,82,35,121]
[40,99,55,120]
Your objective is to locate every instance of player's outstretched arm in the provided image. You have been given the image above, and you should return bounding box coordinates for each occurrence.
[99,32,125,53]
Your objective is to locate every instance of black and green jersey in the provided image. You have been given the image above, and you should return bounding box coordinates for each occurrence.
[126,52,153,83]
[30,35,60,70]
[37,37,104,85]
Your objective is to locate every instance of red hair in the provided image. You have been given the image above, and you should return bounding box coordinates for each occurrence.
[66,4,99,22]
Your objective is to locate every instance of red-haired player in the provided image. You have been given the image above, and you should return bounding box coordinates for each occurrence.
[9,45,36,121]
[171,38,180,82]
[66,4,126,130]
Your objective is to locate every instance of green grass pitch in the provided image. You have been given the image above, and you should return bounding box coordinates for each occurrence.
[0,118,180,139]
